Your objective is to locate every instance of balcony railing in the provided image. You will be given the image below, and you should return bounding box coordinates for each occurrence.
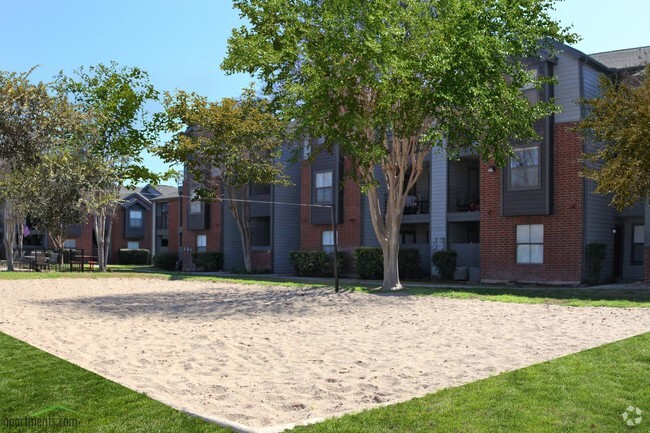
[385,191,429,215]
[447,187,480,213]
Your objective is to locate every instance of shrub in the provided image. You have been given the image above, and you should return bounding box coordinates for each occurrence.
[118,249,151,265]
[289,251,344,277]
[353,248,384,279]
[153,252,178,271]
[353,247,423,280]
[191,252,224,272]
[431,250,457,280]
[585,242,607,285]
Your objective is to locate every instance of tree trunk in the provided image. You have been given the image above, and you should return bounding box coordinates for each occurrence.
[92,210,106,273]
[227,185,252,272]
[3,203,17,271]
[363,131,430,290]
[102,205,116,272]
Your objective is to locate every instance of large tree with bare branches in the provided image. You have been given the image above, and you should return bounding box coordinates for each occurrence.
[223,0,576,289]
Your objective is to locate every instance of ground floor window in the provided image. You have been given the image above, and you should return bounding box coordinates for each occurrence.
[322,230,337,253]
[196,234,207,252]
[516,224,543,264]
[127,241,140,250]
[63,239,76,249]
[632,224,645,264]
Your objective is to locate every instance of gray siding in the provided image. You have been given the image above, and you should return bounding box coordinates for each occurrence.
[222,196,245,271]
[272,145,302,274]
[582,64,603,102]
[67,224,82,237]
[584,179,616,282]
[430,146,448,250]
[554,50,582,123]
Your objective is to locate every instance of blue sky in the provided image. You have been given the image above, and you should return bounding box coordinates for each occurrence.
[1,0,648,181]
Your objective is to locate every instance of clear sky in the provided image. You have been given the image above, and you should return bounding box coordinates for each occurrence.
[1,0,648,182]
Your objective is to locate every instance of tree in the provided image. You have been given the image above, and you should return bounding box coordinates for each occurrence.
[157,87,289,272]
[580,64,650,210]
[223,0,576,289]
[0,69,68,270]
[58,62,164,271]
[13,148,91,264]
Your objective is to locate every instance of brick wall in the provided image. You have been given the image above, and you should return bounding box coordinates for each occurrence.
[300,160,362,253]
[181,180,222,253]
[645,247,650,282]
[252,250,272,272]
[166,199,180,254]
[480,122,584,284]
[70,216,94,256]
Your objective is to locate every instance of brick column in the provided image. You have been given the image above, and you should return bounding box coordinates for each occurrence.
[645,247,650,282]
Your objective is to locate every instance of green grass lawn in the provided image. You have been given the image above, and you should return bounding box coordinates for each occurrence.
[1,331,648,432]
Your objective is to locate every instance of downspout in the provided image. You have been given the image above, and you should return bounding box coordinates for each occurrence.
[151,201,156,263]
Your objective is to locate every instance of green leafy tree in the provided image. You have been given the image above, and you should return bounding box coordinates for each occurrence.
[58,62,165,271]
[0,69,71,270]
[157,87,289,272]
[580,64,650,210]
[223,0,576,289]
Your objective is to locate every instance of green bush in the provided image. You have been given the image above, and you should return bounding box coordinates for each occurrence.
[431,250,457,280]
[289,251,344,277]
[585,242,607,285]
[118,249,151,265]
[353,248,384,279]
[153,252,178,271]
[353,247,423,280]
[191,252,224,271]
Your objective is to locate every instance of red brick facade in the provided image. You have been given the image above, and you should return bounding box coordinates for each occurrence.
[109,206,153,261]
[300,160,362,255]
[480,122,585,284]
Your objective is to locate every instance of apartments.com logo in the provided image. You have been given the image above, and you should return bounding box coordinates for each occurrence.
[3,405,81,429]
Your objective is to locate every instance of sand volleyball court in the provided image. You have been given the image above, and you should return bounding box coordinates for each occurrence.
[0,278,648,432]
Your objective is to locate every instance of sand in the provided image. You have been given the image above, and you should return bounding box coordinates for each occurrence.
[0,278,648,432]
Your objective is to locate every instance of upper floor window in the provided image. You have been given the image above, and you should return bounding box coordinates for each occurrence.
[190,189,202,214]
[315,171,333,204]
[129,209,143,228]
[509,145,540,190]
[632,225,645,265]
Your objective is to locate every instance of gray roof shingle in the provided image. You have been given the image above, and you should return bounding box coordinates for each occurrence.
[590,46,650,71]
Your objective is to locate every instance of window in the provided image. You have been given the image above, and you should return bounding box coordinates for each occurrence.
[63,239,76,249]
[510,145,540,190]
[322,230,337,253]
[160,236,169,248]
[127,241,140,250]
[190,189,202,214]
[516,224,543,264]
[196,234,207,252]
[129,209,143,228]
[315,171,333,204]
[632,225,645,265]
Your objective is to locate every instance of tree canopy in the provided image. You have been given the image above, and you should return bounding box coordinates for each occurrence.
[223,0,576,289]
[580,64,650,210]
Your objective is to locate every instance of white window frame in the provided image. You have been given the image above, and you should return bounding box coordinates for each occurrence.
[315,170,333,204]
[516,224,544,264]
[129,209,143,228]
[322,230,337,253]
[196,234,207,252]
[127,241,140,250]
[509,145,541,190]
